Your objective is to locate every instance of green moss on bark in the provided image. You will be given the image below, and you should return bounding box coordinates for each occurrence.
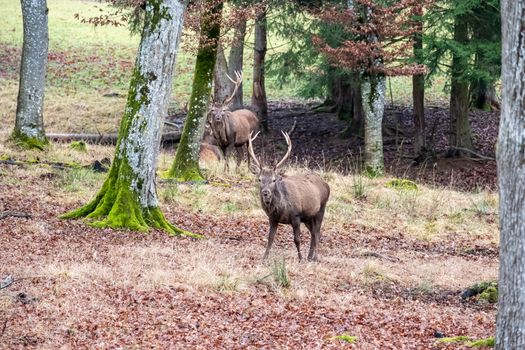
[61,156,202,238]
[168,1,223,181]
[10,130,48,151]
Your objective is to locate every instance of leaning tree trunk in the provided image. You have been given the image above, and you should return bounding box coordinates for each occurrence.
[62,0,197,236]
[412,5,426,157]
[169,0,223,181]
[252,7,269,132]
[496,1,525,348]
[227,17,247,110]
[448,14,474,156]
[213,43,231,104]
[12,0,49,150]
[362,74,386,175]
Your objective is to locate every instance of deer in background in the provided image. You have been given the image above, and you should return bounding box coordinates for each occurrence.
[248,131,330,262]
[208,71,259,170]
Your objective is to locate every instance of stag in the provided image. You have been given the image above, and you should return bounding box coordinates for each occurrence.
[208,71,259,170]
[248,131,330,262]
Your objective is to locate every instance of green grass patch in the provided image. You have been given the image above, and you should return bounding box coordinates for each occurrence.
[330,334,358,344]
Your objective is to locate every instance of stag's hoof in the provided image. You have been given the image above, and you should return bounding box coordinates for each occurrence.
[307,256,319,263]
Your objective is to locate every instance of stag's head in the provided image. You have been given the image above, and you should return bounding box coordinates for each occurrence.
[248,131,292,206]
[208,71,243,124]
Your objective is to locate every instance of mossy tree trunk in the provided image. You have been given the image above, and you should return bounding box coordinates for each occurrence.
[448,14,474,156]
[12,0,49,150]
[252,7,269,132]
[496,1,525,347]
[362,73,386,176]
[62,0,198,237]
[168,0,223,181]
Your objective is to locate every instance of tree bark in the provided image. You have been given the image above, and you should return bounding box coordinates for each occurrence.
[12,0,49,150]
[412,6,426,157]
[169,0,223,181]
[362,74,386,175]
[470,77,499,111]
[327,73,364,136]
[227,17,246,110]
[496,1,525,348]
[448,14,474,156]
[213,43,231,104]
[62,0,198,237]
[252,7,269,132]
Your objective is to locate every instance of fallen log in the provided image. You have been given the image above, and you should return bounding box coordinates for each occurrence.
[46,131,181,145]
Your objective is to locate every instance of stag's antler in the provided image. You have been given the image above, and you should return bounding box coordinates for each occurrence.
[275,131,292,170]
[223,70,243,106]
[247,131,261,170]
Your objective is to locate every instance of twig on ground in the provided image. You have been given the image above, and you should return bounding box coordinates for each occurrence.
[355,251,399,262]
[0,211,31,220]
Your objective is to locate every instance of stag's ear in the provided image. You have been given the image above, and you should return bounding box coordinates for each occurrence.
[275,167,286,177]
[249,162,260,175]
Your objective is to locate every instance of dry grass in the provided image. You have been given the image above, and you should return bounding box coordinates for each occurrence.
[4,140,500,291]
[0,142,498,347]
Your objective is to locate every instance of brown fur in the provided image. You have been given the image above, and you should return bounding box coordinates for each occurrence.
[248,130,330,262]
[255,168,330,262]
[199,142,223,165]
[209,106,259,169]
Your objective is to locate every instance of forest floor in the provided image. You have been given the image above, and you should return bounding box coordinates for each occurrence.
[0,102,499,349]
[193,101,497,192]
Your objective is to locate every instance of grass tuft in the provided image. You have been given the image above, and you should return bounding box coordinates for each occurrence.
[272,259,291,289]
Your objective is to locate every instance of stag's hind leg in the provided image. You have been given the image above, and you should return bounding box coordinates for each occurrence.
[292,218,303,261]
[307,206,326,262]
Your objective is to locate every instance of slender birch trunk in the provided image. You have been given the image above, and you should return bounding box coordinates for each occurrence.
[62,0,198,236]
[213,43,231,104]
[12,0,49,150]
[168,0,223,181]
[213,18,246,108]
[252,7,268,132]
[362,74,386,175]
[496,1,525,348]
[227,18,246,110]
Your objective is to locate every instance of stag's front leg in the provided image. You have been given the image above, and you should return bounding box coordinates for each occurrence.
[235,145,243,168]
[292,218,303,261]
[223,145,235,172]
[263,220,278,261]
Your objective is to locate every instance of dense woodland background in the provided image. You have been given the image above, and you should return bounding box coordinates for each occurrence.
[0,0,510,348]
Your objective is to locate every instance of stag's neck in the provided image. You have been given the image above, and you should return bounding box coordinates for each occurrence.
[212,113,231,147]
[262,182,290,219]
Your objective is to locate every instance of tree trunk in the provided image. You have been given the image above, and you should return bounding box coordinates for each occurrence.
[169,0,223,181]
[12,0,49,150]
[227,17,246,110]
[362,74,386,175]
[470,78,499,111]
[62,0,197,237]
[448,15,474,156]
[412,6,426,157]
[252,7,268,132]
[213,43,231,104]
[331,73,364,136]
[496,1,525,348]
